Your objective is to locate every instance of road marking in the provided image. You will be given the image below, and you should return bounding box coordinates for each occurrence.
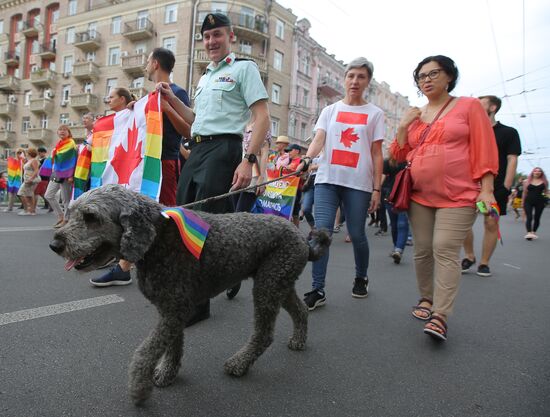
[502,263,521,270]
[0,295,125,326]
[0,226,53,232]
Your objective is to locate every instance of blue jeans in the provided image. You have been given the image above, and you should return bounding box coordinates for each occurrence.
[385,202,409,252]
[302,186,315,227]
[312,183,372,291]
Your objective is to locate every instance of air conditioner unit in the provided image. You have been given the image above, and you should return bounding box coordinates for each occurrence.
[121,51,129,57]
[194,33,202,41]
[63,73,71,79]
[45,90,55,98]
[232,35,237,43]
[60,101,68,107]
[103,95,110,103]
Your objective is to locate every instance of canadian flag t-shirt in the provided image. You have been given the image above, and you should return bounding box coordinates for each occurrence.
[314,101,385,192]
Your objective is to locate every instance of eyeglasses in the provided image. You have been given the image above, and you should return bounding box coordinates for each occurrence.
[416,68,444,83]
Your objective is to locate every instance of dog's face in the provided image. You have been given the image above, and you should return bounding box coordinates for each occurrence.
[49,185,161,272]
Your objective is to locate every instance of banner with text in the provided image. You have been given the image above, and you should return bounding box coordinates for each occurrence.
[252,168,300,220]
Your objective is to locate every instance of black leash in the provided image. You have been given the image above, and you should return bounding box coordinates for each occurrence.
[181,169,303,209]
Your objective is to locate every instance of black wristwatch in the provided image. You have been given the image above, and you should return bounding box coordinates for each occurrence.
[243,153,257,163]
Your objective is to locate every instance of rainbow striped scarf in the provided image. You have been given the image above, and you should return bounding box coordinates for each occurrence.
[7,157,22,193]
[52,138,77,179]
[162,207,210,260]
[72,145,92,200]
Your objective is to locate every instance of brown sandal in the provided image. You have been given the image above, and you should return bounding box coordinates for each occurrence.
[412,297,432,321]
[423,315,448,341]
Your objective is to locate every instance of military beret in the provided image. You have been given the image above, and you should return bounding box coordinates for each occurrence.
[201,13,231,34]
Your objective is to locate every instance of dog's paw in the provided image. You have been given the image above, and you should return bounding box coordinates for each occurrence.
[152,367,178,388]
[287,338,306,351]
[129,383,153,406]
[224,355,250,377]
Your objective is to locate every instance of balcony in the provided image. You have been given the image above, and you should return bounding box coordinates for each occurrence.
[121,53,147,76]
[30,97,54,114]
[70,125,87,141]
[129,87,148,99]
[0,130,16,147]
[0,102,17,118]
[4,50,20,67]
[317,76,344,97]
[30,69,57,88]
[0,76,21,92]
[21,20,41,37]
[73,61,100,81]
[37,43,56,60]
[194,50,267,75]
[123,18,154,41]
[228,12,269,41]
[87,0,130,11]
[74,31,101,52]
[69,93,99,110]
[27,128,54,145]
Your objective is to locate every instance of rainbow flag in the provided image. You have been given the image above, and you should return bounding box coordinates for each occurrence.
[162,207,210,260]
[90,114,115,189]
[140,92,163,199]
[72,145,92,200]
[52,138,77,178]
[7,157,22,193]
[39,157,52,178]
[252,168,300,220]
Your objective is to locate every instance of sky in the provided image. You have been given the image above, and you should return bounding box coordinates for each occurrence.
[278,0,550,176]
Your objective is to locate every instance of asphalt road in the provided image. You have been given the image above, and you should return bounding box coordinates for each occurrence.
[0,206,549,417]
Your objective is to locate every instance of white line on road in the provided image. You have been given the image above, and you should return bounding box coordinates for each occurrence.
[0,226,53,232]
[502,263,521,270]
[0,295,125,326]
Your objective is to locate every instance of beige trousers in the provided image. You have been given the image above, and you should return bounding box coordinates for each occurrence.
[408,201,476,317]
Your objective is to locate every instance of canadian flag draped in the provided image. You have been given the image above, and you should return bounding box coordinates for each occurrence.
[90,92,163,201]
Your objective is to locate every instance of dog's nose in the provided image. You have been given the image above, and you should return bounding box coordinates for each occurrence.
[49,239,65,254]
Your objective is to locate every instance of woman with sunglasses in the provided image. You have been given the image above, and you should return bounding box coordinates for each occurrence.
[390,55,498,341]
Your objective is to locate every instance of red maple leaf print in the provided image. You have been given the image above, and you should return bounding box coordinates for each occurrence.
[111,120,142,185]
[340,127,359,148]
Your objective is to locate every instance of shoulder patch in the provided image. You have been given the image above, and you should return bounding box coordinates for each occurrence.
[235,58,255,63]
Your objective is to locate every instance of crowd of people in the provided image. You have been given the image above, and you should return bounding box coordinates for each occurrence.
[2,13,549,342]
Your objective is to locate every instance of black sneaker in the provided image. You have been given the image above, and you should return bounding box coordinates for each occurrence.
[351,277,369,298]
[303,290,326,311]
[476,264,492,277]
[461,257,476,274]
[89,264,132,287]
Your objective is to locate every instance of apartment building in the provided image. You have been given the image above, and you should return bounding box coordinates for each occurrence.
[0,0,295,155]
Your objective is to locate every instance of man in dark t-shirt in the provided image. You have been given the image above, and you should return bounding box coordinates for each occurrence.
[462,95,522,277]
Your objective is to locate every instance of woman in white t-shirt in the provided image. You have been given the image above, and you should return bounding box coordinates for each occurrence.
[301,57,385,311]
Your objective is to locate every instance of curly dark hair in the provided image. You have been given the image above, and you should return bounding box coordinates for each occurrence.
[413,55,459,93]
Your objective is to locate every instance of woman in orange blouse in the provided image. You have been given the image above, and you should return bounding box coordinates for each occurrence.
[390,55,498,341]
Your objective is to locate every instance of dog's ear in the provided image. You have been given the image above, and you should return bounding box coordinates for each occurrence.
[119,209,158,263]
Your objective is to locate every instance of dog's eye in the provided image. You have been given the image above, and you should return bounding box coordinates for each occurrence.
[83,212,99,224]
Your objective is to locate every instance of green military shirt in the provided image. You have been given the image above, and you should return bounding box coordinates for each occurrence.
[191,52,268,137]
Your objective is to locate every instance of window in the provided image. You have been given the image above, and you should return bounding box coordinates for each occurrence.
[84,82,93,93]
[303,89,309,107]
[165,4,178,24]
[135,42,147,54]
[273,50,283,71]
[271,84,281,104]
[289,117,296,138]
[24,90,32,106]
[162,37,176,53]
[0,20,4,34]
[31,39,40,53]
[88,22,97,37]
[63,56,73,74]
[211,2,227,13]
[62,85,71,103]
[295,86,300,104]
[86,51,95,62]
[111,16,121,34]
[22,117,30,133]
[275,19,284,39]
[66,27,75,44]
[239,40,252,55]
[52,9,59,23]
[302,56,311,76]
[108,47,120,66]
[40,114,48,129]
[270,118,279,137]
[5,118,13,131]
[105,78,117,95]
[240,6,254,28]
[59,113,69,125]
[137,11,149,29]
[68,0,77,16]
[301,122,307,140]
[131,77,144,88]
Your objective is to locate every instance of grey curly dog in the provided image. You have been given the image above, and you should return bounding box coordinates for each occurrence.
[49,184,330,405]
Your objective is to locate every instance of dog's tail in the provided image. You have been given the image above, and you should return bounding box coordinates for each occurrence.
[307,228,331,262]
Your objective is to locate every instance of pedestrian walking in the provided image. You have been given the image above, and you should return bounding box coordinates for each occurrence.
[390,55,498,341]
[461,95,522,277]
[300,57,384,311]
[522,167,548,240]
[16,147,40,215]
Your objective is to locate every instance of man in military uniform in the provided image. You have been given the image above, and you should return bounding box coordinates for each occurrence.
[157,13,270,324]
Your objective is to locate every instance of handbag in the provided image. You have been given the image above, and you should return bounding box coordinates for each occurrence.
[388,97,454,212]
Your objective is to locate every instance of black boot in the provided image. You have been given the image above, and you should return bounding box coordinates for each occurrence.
[226,283,241,300]
[185,300,210,327]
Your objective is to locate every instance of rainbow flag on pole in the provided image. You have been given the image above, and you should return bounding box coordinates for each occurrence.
[91,92,163,201]
[7,157,22,193]
[162,207,210,260]
[72,145,92,200]
[52,138,77,179]
[252,168,300,220]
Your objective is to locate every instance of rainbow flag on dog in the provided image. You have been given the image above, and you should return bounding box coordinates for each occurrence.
[252,168,300,220]
[7,157,22,194]
[162,207,210,260]
[90,92,163,201]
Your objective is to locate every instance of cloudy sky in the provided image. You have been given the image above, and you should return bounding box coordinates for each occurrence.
[278,0,550,176]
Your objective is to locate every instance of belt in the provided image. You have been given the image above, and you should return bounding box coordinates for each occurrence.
[189,134,241,148]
